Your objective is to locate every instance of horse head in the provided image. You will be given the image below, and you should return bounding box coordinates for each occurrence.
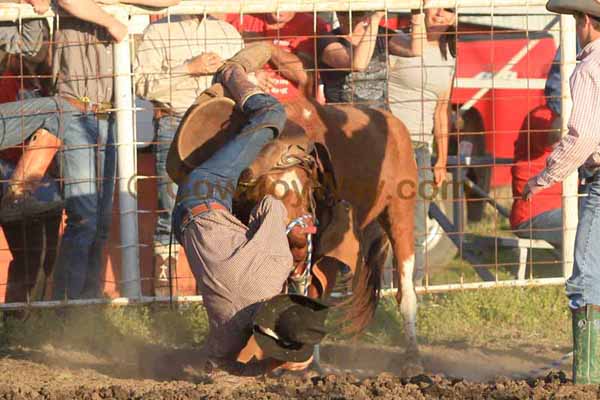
[234,123,318,285]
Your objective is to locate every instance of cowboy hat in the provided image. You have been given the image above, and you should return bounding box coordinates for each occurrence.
[546,0,600,18]
[165,84,245,184]
[253,293,329,362]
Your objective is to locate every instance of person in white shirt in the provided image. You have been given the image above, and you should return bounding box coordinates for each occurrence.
[387,6,456,284]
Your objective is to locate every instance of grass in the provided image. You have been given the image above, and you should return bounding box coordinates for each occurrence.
[0,194,570,359]
[0,286,570,358]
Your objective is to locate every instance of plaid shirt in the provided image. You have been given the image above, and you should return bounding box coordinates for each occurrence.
[536,38,600,188]
[181,196,293,375]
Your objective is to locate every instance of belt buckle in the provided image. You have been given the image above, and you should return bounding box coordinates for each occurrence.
[96,102,112,120]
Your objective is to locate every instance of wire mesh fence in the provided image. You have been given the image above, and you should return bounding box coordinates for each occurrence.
[0,0,578,309]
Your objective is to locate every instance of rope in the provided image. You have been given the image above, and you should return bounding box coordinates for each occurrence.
[285,214,314,296]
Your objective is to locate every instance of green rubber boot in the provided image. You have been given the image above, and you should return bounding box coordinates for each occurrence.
[572,305,600,384]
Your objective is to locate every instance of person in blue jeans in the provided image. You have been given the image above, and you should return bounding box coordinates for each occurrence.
[172,45,318,375]
[524,0,600,384]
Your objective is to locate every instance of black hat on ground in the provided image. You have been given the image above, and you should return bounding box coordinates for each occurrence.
[253,294,329,362]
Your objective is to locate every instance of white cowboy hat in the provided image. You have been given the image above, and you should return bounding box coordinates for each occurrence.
[546,0,600,18]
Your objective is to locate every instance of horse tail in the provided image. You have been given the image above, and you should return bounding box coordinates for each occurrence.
[341,224,390,335]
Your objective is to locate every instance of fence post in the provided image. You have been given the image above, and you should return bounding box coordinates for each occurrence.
[113,8,142,298]
[560,15,577,279]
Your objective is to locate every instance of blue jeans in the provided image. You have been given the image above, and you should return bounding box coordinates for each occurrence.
[567,174,600,308]
[515,208,563,248]
[413,143,434,282]
[154,115,181,245]
[172,94,286,242]
[0,96,116,299]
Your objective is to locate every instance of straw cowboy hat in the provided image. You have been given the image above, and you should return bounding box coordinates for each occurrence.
[165,84,245,184]
[252,294,329,362]
[546,0,600,18]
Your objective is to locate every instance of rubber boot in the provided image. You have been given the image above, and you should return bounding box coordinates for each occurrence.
[1,129,62,218]
[572,305,600,384]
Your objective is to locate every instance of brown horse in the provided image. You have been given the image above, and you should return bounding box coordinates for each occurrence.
[237,95,419,356]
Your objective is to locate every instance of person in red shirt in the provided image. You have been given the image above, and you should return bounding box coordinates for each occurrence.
[225,12,329,102]
[511,105,562,247]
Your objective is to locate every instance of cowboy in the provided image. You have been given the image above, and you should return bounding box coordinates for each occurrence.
[170,44,328,375]
[524,0,600,384]
[134,12,243,296]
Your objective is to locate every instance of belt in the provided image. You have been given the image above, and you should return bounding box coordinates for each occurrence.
[62,96,112,118]
[180,201,228,228]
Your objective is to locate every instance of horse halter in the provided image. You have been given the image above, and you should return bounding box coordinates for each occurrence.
[285,214,315,296]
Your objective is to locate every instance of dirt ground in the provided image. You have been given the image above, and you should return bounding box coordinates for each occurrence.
[0,341,597,399]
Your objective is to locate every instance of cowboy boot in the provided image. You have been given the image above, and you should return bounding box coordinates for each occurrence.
[218,43,273,74]
[572,305,600,384]
[215,43,273,109]
[1,129,62,219]
[153,241,178,297]
[217,64,264,110]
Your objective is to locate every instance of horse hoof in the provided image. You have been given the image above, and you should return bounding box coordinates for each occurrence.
[400,350,424,377]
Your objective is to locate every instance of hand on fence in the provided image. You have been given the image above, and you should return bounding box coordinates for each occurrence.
[186,52,224,75]
[22,0,50,15]
[106,19,128,42]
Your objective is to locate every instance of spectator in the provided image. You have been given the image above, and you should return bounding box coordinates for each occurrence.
[0,9,61,305]
[0,0,179,300]
[510,114,563,247]
[317,11,388,109]
[523,1,600,384]
[386,7,456,283]
[225,12,330,101]
[134,13,242,296]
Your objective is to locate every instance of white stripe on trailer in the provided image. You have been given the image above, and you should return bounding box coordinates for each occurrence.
[455,77,546,89]
[459,16,559,112]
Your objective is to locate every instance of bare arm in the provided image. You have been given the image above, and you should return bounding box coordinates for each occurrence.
[270,45,308,87]
[433,84,452,186]
[57,0,128,41]
[321,11,385,72]
[389,11,426,57]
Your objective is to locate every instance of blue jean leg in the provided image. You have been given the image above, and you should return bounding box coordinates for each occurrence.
[154,115,180,245]
[515,208,563,248]
[0,96,67,148]
[52,112,114,300]
[413,144,433,282]
[566,176,600,308]
[173,94,286,240]
[82,117,116,298]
